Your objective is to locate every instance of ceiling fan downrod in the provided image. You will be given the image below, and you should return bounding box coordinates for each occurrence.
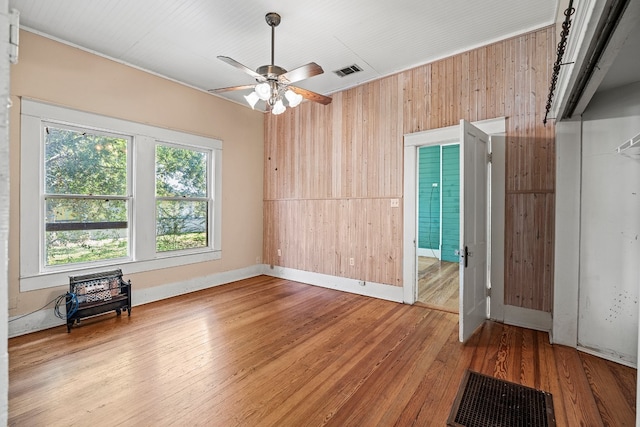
[265,12,281,67]
[256,13,286,80]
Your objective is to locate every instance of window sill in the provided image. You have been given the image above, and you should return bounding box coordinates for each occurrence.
[20,250,222,292]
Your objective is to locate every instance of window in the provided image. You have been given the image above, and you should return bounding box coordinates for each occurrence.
[44,124,131,266]
[20,99,222,291]
[155,144,209,252]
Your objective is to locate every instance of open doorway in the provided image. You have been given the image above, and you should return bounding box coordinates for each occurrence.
[404,118,504,342]
[416,143,460,313]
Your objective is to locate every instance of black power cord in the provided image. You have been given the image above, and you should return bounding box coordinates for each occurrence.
[8,292,79,323]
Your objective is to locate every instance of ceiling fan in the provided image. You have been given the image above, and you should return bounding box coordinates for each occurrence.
[210,12,332,114]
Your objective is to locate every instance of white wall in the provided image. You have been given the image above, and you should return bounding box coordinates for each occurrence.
[0,2,10,424]
[578,82,640,365]
[553,120,581,346]
[9,31,264,336]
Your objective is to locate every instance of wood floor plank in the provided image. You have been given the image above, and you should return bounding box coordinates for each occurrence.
[408,327,481,425]
[208,299,415,426]
[536,330,570,426]
[467,315,496,373]
[417,257,459,312]
[605,358,638,410]
[262,306,439,426]
[580,352,636,426]
[8,276,637,426]
[519,327,539,387]
[323,310,457,426]
[554,344,606,427]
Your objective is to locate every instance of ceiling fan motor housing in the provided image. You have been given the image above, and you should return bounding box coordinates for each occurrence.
[212,10,332,107]
[256,64,287,80]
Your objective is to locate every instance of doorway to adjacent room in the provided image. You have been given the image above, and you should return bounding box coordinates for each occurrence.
[416,143,460,313]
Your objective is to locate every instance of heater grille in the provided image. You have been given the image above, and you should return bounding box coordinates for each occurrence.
[448,370,556,427]
[333,64,363,77]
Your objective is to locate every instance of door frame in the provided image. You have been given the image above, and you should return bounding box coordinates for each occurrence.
[402,117,506,319]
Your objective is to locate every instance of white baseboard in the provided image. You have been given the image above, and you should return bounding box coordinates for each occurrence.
[10,264,410,337]
[8,307,63,339]
[8,264,264,338]
[133,264,263,307]
[263,265,404,303]
[500,305,552,333]
[577,345,637,369]
[417,248,440,258]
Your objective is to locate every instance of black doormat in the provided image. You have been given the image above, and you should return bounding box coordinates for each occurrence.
[447,370,555,427]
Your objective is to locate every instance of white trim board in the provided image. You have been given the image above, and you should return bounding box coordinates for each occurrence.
[8,265,404,337]
[264,266,404,303]
[578,346,637,369]
[404,117,506,147]
[500,305,552,333]
[417,249,441,258]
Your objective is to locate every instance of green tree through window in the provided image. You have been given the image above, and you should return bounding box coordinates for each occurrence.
[44,125,129,266]
[155,145,209,252]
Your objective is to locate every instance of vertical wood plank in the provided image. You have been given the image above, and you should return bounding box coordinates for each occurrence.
[263,26,556,306]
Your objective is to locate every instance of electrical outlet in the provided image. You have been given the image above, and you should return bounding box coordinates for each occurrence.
[358,280,366,286]
[255,256,261,264]
[349,257,355,266]
[390,198,400,208]
[277,249,282,257]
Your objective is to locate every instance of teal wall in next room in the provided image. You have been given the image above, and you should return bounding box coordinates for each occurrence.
[418,144,459,263]
[440,144,459,263]
[418,146,440,252]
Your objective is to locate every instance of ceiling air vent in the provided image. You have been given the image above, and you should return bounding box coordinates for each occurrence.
[333,64,363,77]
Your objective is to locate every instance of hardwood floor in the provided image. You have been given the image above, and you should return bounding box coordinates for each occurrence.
[417,256,459,313]
[8,276,636,426]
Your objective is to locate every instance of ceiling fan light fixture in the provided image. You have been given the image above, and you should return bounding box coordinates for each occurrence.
[285,89,303,107]
[272,99,286,115]
[255,82,271,101]
[244,91,260,109]
[214,12,331,113]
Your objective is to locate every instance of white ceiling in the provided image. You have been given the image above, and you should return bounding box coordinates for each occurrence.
[9,0,559,110]
[597,17,640,93]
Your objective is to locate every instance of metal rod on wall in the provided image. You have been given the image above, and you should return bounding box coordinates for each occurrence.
[543,0,575,126]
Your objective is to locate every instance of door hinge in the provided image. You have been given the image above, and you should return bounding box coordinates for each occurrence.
[487,152,493,163]
[486,287,492,297]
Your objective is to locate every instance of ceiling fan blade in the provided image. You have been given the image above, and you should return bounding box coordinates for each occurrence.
[289,86,332,105]
[208,84,255,93]
[217,56,265,81]
[279,62,324,85]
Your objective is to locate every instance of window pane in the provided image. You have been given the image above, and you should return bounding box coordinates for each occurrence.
[156,145,207,197]
[45,126,128,196]
[45,198,128,266]
[156,200,207,252]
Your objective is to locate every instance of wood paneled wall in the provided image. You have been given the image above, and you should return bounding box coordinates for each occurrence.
[264,26,556,311]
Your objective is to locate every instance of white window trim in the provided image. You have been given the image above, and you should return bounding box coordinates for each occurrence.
[20,99,223,291]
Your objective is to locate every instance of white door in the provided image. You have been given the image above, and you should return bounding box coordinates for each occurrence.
[459,119,489,342]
